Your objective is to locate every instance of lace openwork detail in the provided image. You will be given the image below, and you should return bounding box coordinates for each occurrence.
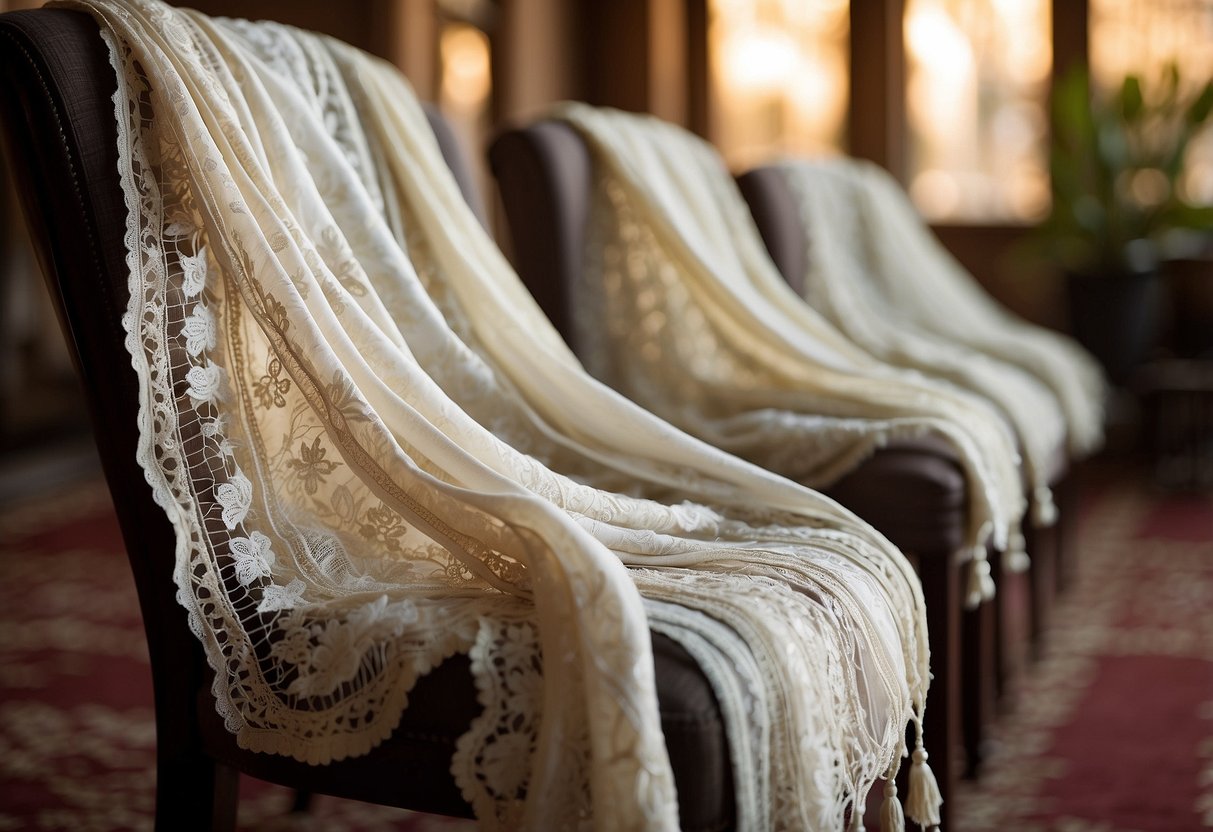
[77,1,937,827]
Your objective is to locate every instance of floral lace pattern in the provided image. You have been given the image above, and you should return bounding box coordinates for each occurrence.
[777,159,1104,522]
[778,158,1105,461]
[558,104,1031,560]
[68,1,936,827]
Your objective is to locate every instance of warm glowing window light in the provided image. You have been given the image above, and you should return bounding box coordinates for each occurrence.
[440,22,491,113]
[1091,0,1213,206]
[905,0,1052,222]
[438,20,493,209]
[709,0,849,169]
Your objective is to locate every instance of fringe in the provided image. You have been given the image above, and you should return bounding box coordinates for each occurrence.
[880,780,905,831]
[1032,485,1058,528]
[965,549,995,610]
[906,747,942,829]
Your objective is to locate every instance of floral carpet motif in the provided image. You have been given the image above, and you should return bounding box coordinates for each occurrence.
[0,481,475,831]
[0,472,1209,830]
[954,476,1213,831]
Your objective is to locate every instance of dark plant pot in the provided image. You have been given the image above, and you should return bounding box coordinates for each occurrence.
[1066,268,1162,383]
[1164,257,1213,358]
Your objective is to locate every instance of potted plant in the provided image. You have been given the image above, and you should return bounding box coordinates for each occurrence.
[1033,63,1213,381]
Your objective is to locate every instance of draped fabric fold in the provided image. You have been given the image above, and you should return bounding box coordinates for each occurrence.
[556,105,1028,564]
[772,157,1105,514]
[65,0,937,827]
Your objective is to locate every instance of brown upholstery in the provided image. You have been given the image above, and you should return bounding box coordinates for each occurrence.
[735,167,807,297]
[0,10,733,831]
[422,102,489,230]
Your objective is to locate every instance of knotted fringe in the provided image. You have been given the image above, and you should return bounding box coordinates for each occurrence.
[848,800,866,831]
[964,548,996,609]
[906,746,943,829]
[1032,485,1058,528]
[1005,527,1031,574]
[880,779,905,832]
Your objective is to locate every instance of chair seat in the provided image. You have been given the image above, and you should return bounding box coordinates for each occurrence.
[197,632,733,828]
[824,436,968,556]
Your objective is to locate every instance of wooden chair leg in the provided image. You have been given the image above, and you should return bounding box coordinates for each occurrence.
[917,550,959,831]
[961,559,997,779]
[992,547,1007,701]
[1024,523,1057,658]
[155,750,238,832]
[1053,472,1081,593]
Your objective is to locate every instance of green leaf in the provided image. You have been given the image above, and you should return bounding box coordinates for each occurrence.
[1053,64,1094,149]
[1186,80,1213,126]
[1121,75,1144,122]
[1168,203,1213,230]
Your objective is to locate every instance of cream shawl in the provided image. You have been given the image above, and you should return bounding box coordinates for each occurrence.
[68,1,940,828]
[558,105,1028,591]
[773,157,1104,512]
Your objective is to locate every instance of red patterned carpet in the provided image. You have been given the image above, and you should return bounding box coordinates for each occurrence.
[0,471,1210,830]
[955,475,1213,831]
[0,481,476,831]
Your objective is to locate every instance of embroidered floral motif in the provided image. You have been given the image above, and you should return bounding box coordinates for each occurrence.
[257,578,306,613]
[181,304,216,356]
[215,471,253,529]
[200,416,235,457]
[359,504,408,553]
[268,614,314,665]
[253,356,291,408]
[325,371,371,425]
[164,218,195,238]
[180,245,209,297]
[287,437,339,495]
[185,362,222,402]
[229,531,275,586]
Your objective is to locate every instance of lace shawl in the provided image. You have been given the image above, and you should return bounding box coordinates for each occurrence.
[558,105,1028,592]
[66,1,939,828]
[773,157,1105,502]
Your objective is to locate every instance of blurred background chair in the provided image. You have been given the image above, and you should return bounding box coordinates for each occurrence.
[736,163,1081,688]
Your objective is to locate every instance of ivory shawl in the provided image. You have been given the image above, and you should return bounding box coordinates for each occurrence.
[777,157,1105,465]
[68,1,937,828]
[558,105,1027,577]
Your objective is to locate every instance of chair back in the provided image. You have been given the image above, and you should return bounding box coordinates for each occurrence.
[488,121,591,346]
[735,166,808,296]
[0,6,201,754]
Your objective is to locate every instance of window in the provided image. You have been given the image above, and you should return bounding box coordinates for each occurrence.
[708,0,849,168]
[903,0,1052,222]
[1090,0,1213,205]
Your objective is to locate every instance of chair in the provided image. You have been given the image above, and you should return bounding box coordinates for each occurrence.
[732,167,1077,630]
[0,9,735,830]
[738,165,1079,685]
[489,120,971,826]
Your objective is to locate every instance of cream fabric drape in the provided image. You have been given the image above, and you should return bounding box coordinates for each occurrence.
[773,157,1104,512]
[67,0,941,828]
[557,105,1028,585]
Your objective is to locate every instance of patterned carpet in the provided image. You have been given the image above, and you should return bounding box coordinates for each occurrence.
[954,474,1213,831]
[0,470,1209,830]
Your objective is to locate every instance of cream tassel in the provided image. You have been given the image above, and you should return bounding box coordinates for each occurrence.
[849,800,866,831]
[1005,527,1031,574]
[964,550,995,609]
[906,747,942,829]
[1032,485,1058,528]
[880,780,905,831]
